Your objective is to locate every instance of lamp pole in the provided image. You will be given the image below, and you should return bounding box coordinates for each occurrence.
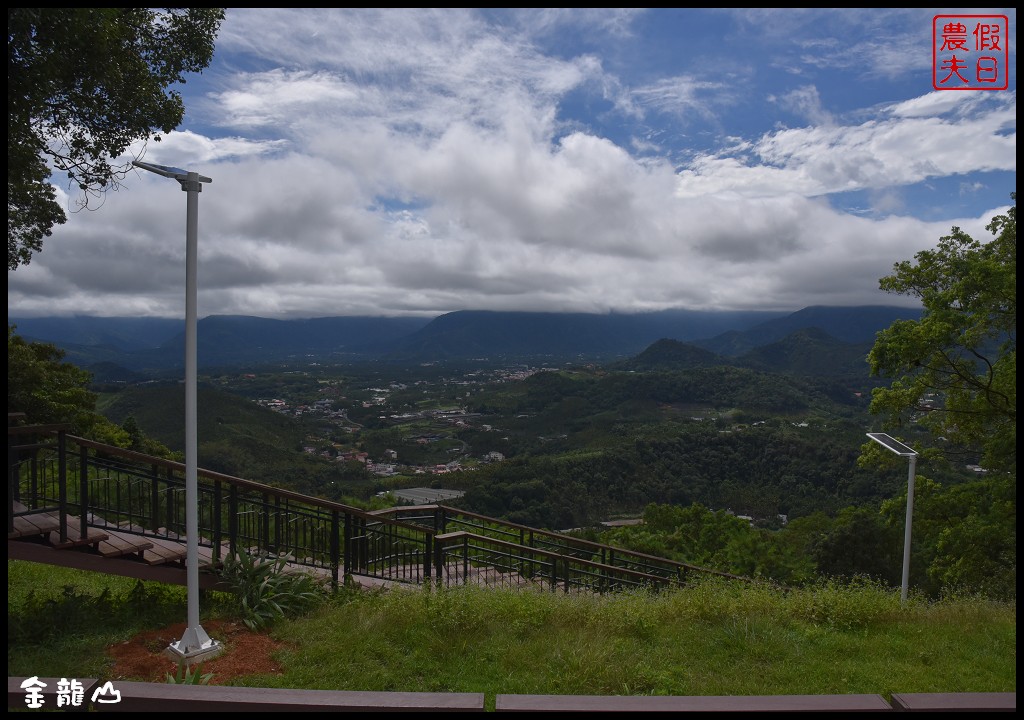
[866,432,919,603]
[133,160,222,662]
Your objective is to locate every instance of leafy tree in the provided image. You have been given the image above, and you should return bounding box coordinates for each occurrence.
[867,195,1016,472]
[8,325,96,430]
[810,506,901,586]
[8,7,225,269]
[8,325,174,456]
[881,475,1016,599]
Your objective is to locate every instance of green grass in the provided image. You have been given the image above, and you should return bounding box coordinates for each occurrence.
[8,561,200,678]
[8,561,1015,706]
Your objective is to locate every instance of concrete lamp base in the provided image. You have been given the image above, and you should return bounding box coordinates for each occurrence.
[164,627,224,666]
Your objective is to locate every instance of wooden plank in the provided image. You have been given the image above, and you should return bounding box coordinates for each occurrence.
[8,539,223,589]
[49,526,109,549]
[140,536,188,566]
[494,694,894,712]
[96,530,154,558]
[41,512,108,548]
[8,513,62,539]
[93,682,485,712]
[889,692,1015,712]
[196,543,233,568]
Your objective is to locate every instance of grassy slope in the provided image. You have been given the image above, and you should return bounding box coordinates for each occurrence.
[8,561,1015,702]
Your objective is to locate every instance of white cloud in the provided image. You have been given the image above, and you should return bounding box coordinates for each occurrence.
[676,92,1015,198]
[887,91,983,118]
[131,130,287,167]
[8,9,1017,321]
[213,71,361,129]
[770,85,834,125]
[630,76,728,121]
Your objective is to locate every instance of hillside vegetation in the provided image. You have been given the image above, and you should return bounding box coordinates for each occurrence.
[96,383,374,498]
[7,561,1015,702]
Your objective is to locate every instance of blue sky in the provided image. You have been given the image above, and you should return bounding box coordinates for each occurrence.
[7,8,1017,319]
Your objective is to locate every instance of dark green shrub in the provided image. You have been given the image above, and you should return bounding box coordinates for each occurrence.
[219,551,327,630]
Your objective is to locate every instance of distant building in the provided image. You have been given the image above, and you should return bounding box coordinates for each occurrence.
[390,488,466,504]
[599,519,643,528]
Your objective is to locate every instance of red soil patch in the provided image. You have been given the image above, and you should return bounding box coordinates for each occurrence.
[106,619,290,684]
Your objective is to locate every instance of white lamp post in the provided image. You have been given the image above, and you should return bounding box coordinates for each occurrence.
[133,160,222,662]
[866,432,919,604]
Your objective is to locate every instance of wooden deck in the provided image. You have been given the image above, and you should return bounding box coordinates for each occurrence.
[86,682,486,712]
[8,510,62,539]
[8,681,1013,713]
[494,693,896,712]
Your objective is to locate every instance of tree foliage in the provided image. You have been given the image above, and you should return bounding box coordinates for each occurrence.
[8,325,96,429]
[8,325,173,455]
[880,475,1016,599]
[7,7,225,269]
[868,195,1016,472]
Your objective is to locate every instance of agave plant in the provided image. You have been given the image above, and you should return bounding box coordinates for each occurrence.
[219,550,327,630]
[166,663,214,685]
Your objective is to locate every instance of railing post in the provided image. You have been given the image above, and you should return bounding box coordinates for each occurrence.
[228,484,239,558]
[30,452,37,507]
[213,481,223,564]
[261,491,271,555]
[150,463,160,533]
[57,429,68,543]
[78,442,89,540]
[462,534,469,585]
[518,528,526,577]
[433,533,444,587]
[424,533,432,583]
[343,511,352,580]
[7,429,17,534]
[360,516,368,574]
[166,466,175,534]
[604,549,614,594]
[273,495,282,555]
[331,510,340,591]
[356,517,367,574]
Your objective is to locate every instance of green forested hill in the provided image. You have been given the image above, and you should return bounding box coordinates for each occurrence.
[613,330,876,378]
[96,383,370,497]
[458,419,894,530]
[97,383,304,451]
[471,365,857,425]
[611,338,728,372]
[451,365,904,526]
[738,327,874,377]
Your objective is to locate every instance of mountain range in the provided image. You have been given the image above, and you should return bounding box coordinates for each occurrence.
[616,327,877,378]
[9,305,921,372]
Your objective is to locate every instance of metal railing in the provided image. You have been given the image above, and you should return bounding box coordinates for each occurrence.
[376,505,745,589]
[432,531,680,593]
[8,426,432,588]
[9,424,744,594]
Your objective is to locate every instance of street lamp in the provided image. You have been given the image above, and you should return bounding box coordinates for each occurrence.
[133,160,222,663]
[866,432,919,603]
